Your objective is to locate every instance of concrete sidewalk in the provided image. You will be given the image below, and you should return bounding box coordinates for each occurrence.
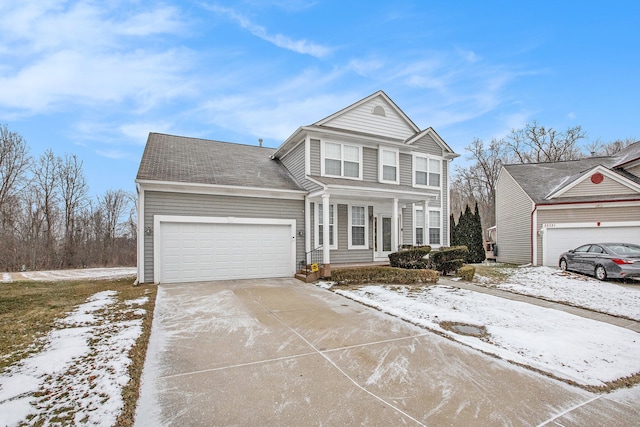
[134,278,640,426]
[440,278,640,333]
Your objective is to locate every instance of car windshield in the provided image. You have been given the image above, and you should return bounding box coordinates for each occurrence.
[607,244,640,256]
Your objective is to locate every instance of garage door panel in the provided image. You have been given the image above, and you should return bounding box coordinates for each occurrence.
[159,220,294,283]
[543,225,640,266]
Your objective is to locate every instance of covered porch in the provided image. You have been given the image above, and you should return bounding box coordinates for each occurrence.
[302,184,439,277]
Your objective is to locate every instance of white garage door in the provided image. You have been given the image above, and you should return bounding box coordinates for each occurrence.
[157,218,295,283]
[543,224,640,266]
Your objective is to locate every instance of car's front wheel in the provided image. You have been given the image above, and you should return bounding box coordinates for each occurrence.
[595,265,607,281]
[559,258,568,271]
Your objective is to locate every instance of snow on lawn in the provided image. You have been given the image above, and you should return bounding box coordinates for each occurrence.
[330,284,640,388]
[0,291,147,427]
[483,266,640,321]
[4,267,137,282]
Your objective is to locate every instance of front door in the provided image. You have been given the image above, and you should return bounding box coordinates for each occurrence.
[375,215,393,260]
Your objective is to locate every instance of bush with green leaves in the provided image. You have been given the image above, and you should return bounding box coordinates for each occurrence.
[388,246,431,269]
[430,246,468,275]
[331,266,438,285]
[457,265,476,281]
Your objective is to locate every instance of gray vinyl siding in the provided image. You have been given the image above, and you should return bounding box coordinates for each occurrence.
[280,139,322,192]
[559,175,637,198]
[495,170,535,264]
[402,206,413,244]
[410,134,443,156]
[399,153,412,186]
[310,139,321,176]
[323,99,415,140]
[363,147,378,182]
[535,205,640,265]
[143,190,304,283]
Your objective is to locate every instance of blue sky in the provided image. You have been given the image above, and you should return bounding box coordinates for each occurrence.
[1,1,638,196]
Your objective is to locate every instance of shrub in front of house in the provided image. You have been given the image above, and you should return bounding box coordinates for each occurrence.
[457,265,475,281]
[331,266,438,285]
[430,246,468,275]
[388,246,432,269]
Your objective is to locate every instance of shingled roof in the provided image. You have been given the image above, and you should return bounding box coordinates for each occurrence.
[503,141,640,205]
[136,133,304,191]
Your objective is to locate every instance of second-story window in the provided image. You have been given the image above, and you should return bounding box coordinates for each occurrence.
[414,155,441,188]
[379,148,399,184]
[323,142,361,179]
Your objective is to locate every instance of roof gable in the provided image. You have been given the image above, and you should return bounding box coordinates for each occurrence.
[313,91,420,140]
[548,165,640,199]
[405,127,458,158]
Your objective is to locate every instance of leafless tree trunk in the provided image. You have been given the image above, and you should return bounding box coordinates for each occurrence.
[59,154,88,267]
[31,150,61,268]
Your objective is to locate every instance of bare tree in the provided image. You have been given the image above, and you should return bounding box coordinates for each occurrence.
[505,121,586,163]
[58,154,89,267]
[0,125,31,226]
[31,150,61,266]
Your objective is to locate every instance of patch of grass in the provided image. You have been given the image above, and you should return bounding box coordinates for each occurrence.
[0,276,157,426]
[473,263,518,284]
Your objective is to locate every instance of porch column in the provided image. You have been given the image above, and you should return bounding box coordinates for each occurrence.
[423,200,429,246]
[322,194,331,265]
[392,198,399,252]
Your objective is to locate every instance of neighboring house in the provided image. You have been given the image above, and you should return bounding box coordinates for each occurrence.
[136,91,459,284]
[495,141,640,266]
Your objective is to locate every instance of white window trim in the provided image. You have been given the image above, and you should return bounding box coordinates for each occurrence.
[428,208,442,247]
[321,140,363,180]
[412,153,442,189]
[413,205,425,246]
[348,205,369,250]
[378,147,400,184]
[314,203,338,250]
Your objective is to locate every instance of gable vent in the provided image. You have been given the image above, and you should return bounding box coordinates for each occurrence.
[372,105,386,116]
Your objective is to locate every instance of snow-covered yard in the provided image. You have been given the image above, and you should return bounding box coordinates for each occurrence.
[0,290,149,426]
[322,266,640,389]
[476,265,640,320]
[1,267,137,283]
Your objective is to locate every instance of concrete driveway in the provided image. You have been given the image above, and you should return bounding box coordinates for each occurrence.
[134,278,639,426]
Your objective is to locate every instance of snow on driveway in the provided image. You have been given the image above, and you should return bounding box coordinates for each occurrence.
[481,266,640,320]
[330,283,640,388]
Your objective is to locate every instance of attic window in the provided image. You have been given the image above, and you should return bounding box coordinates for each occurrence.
[372,105,386,116]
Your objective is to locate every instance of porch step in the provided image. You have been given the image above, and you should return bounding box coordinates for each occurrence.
[295,271,318,283]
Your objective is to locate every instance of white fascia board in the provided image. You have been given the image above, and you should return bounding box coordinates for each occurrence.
[540,221,640,229]
[536,199,640,210]
[547,165,640,199]
[135,179,306,200]
[322,184,439,202]
[136,183,145,283]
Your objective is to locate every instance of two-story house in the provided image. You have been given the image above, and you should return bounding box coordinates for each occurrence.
[136,91,459,284]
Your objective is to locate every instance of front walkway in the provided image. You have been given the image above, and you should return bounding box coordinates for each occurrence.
[440,278,640,333]
[134,278,639,426]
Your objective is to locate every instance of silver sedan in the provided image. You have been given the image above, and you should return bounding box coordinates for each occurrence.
[558,243,640,281]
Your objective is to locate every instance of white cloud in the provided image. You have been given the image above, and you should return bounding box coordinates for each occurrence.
[204,4,332,58]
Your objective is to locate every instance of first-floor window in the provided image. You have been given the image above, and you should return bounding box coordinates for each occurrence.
[351,206,366,247]
[429,210,441,245]
[414,208,425,245]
